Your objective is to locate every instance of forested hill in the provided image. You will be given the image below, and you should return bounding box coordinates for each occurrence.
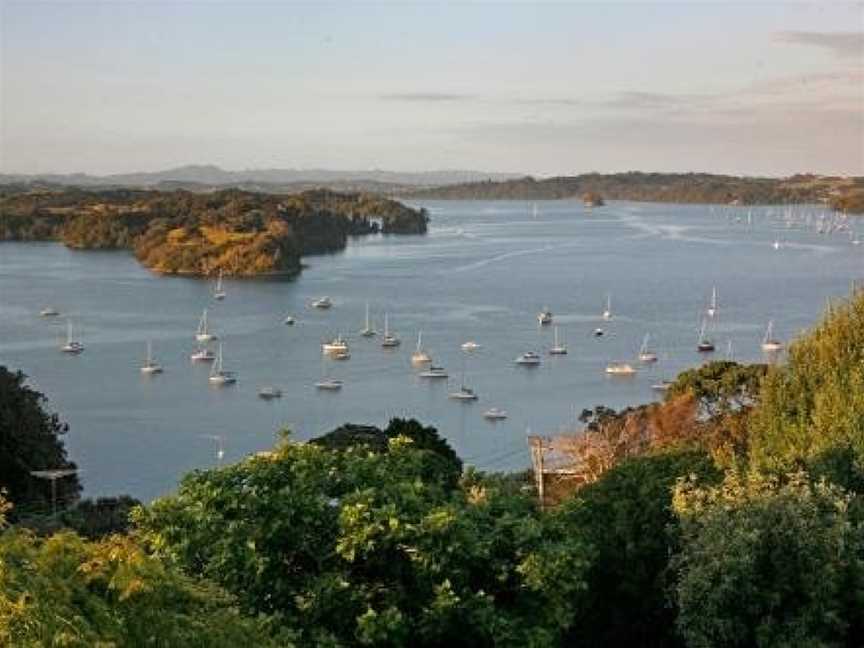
[405,172,864,211]
[0,188,428,277]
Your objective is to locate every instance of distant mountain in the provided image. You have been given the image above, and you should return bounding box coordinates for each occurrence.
[0,165,521,189]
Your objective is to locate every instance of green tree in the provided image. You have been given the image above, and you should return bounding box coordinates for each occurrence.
[135,434,591,646]
[560,450,721,648]
[672,471,864,648]
[749,290,864,485]
[0,366,81,518]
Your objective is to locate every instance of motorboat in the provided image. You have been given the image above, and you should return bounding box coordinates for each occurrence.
[461,340,481,352]
[515,351,542,366]
[419,366,448,379]
[449,385,478,401]
[315,379,343,391]
[312,296,333,309]
[40,307,60,317]
[191,346,215,362]
[284,315,295,326]
[537,307,553,325]
[483,408,508,421]
[258,387,283,399]
[605,362,636,376]
[322,335,349,354]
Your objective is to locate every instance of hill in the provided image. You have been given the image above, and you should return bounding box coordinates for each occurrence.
[405,172,864,211]
[0,187,428,277]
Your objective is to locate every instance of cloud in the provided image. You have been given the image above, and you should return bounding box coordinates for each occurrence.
[775,31,864,58]
[379,92,473,102]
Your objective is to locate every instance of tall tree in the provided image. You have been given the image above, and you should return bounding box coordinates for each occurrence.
[0,367,81,517]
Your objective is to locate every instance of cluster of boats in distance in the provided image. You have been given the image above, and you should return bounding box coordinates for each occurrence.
[40,277,786,421]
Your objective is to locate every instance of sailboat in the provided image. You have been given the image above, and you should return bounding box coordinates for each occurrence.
[707,286,718,318]
[461,340,481,351]
[213,270,226,300]
[381,313,401,348]
[638,334,658,363]
[208,343,236,385]
[419,365,448,379]
[315,356,342,390]
[761,320,783,352]
[697,318,715,352]
[360,302,376,337]
[140,341,163,374]
[602,294,613,321]
[549,327,567,355]
[449,356,478,400]
[195,309,217,343]
[60,320,84,354]
[411,331,432,365]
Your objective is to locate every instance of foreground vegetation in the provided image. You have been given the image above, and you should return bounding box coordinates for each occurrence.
[409,171,864,211]
[3,290,864,645]
[0,188,428,276]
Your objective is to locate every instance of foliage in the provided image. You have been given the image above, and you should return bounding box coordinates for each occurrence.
[749,291,864,483]
[672,471,864,648]
[409,171,864,209]
[0,366,81,519]
[0,187,427,276]
[560,450,722,648]
[311,418,463,489]
[0,525,282,647]
[830,188,864,213]
[135,434,591,646]
[667,360,767,419]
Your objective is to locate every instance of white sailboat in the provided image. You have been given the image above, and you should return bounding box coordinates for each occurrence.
[195,309,217,343]
[213,270,226,300]
[602,294,613,321]
[638,334,658,363]
[449,357,478,400]
[761,320,783,352]
[140,341,163,374]
[208,343,237,385]
[60,320,84,354]
[411,331,432,365]
[360,302,376,337]
[381,313,401,348]
[549,327,567,355]
[315,356,342,390]
[707,286,718,318]
[697,318,715,352]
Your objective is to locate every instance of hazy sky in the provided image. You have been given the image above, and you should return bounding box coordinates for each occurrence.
[1,1,862,176]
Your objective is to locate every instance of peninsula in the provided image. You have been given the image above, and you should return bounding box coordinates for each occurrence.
[0,188,428,277]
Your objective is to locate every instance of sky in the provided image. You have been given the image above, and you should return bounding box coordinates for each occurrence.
[1,1,862,177]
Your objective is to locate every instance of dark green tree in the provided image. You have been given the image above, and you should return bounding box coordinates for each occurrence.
[0,367,81,517]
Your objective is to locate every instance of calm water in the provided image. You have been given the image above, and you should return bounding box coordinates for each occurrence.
[1,200,860,501]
